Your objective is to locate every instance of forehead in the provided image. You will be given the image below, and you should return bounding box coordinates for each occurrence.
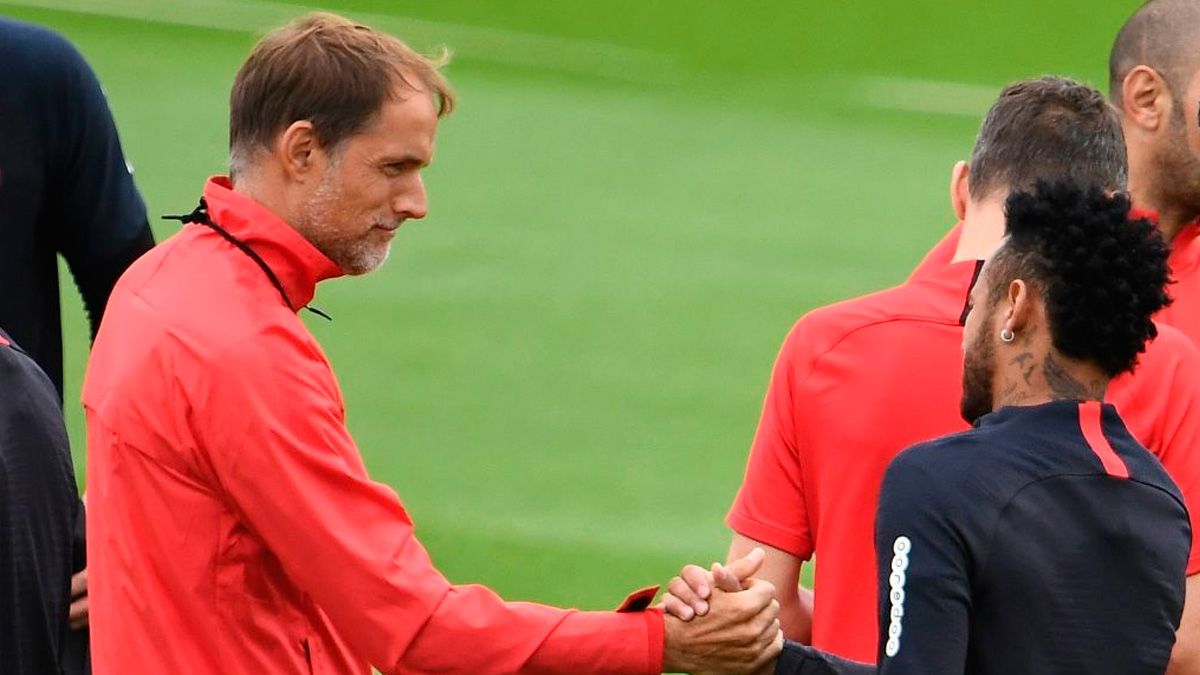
[349,86,439,154]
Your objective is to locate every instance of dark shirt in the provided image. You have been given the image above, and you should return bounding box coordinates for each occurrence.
[0,17,153,397]
[776,400,1190,675]
[0,329,83,674]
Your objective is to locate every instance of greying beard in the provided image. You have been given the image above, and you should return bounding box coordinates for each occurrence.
[298,172,391,276]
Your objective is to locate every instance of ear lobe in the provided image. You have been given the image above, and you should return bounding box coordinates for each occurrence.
[950,161,970,221]
[1123,66,1169,132]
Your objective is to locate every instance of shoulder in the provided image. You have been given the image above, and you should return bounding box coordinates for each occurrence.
[1137,321,1200,373]
[0,18,91,82]
[780,282,939,369]
[881,426,1022,512]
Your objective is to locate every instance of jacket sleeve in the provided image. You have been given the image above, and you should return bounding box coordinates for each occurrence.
[773,641,875,674]
[873,452,971,674]
[193,325,662,674]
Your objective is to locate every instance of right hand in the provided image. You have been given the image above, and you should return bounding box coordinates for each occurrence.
[663,547,765,621]
[662,576,783,675]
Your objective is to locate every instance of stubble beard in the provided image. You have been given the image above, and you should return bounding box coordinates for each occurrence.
[299,172,393,276]
[960,325,997,426]
[1158,103,1200,221]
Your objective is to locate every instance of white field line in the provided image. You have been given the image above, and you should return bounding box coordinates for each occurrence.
[851,75,1001,117]
[0,0,683,84]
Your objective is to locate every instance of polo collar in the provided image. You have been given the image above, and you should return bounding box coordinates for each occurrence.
[201,176,342,311]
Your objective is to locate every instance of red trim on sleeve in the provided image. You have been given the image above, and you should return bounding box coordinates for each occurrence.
[1078,401,1130,479]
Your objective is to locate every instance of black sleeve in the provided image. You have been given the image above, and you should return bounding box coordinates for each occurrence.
[873,454,972,674]
[40,34,153,338]
[774,641,875,675]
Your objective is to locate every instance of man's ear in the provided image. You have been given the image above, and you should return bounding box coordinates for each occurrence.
[274,121,320,182]
[1005,279,1035,335]
[1122,65,1172,133]
[950,160,970,221]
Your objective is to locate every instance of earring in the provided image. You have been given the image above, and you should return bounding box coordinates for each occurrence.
[1000,328,1015,343]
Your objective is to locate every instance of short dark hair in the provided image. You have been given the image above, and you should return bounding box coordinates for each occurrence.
[969,77,1126,200]
[229,12,455,175]
[988,180,1170,377]
[1109,0,1200,103]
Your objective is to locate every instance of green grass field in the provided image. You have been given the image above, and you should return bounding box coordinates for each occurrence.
[1,0,1138,615]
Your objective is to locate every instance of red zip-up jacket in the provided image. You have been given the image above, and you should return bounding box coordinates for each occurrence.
[83,176,664,674]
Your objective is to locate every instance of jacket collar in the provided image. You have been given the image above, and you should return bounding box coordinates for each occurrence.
[202,176,342,310]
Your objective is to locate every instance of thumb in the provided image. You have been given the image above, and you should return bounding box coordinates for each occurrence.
[725,546,766,582]
[711,562,744,593]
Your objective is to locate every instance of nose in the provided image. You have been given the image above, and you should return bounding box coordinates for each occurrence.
[394,175,428,221]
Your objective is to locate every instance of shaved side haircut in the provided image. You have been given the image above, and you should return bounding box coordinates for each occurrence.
[1110,0,1200,101]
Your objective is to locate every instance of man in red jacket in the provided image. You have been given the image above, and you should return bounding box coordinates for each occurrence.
[83,12,780,675]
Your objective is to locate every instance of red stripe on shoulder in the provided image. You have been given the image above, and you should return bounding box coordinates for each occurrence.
[0,335,9,347]
[1078,401,1129,479]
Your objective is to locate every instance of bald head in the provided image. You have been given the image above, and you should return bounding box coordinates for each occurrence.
[1110,0,1200,102]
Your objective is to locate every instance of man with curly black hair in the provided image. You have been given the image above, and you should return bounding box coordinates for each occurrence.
[663,75,1200,670]
[739,181,1191,674]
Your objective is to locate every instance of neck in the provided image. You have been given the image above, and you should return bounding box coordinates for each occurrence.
[230,167,300,231]
[952,195,1006,262]
[1129,137,1194,242]
[994,347,1109,413]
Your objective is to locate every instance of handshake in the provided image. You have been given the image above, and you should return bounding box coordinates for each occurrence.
[660,548,783,675]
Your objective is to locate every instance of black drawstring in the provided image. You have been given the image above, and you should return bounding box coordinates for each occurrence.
[163,198,332,321]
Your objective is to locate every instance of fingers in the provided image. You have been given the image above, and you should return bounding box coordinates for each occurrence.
[68,569,88,630]
[661,594,693,621]
[741,576,778,607]
[70,568,87,597]
[711,562,744,593]
[724,546,766,582]
[680,564,711,601]
[69,596,89,630]
[666,567,712,619]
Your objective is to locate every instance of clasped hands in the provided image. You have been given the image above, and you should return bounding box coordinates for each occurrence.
[661,547,782,674]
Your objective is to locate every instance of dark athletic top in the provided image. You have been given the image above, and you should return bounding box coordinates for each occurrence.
[776,400,1190,675]
[0,329,84,673]
[0,17,153,398]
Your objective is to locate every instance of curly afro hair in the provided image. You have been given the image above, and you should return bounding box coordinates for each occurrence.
[989,179,1171,377]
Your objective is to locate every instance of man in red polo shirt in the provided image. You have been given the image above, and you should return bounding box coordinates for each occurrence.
[1111,0,1200,344]
[83,13,781,675]
[664,76,1200,670]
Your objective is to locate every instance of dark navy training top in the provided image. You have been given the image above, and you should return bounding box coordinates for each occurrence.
[0,329,84,674]
[0,17,153,397]
[776,400,1191,675]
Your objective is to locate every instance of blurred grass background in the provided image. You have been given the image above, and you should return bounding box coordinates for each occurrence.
[1,0,1135,612]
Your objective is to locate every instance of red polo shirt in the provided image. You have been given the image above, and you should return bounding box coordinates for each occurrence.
[1131,209,1200,344]
[727,224,1200,663]
[84,177,663,674]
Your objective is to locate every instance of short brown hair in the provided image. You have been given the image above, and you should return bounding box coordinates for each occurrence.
[229,12,455,174]
[969,76,1126,200]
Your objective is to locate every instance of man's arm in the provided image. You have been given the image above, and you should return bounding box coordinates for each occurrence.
[1111,327,1200,671]
[774,641,874,675]
[872,454,970,674]
[723,325,819,640]
[729,535,813,642]
[1168,575,1200,674]
[38,29,153,336]
[198,331,778,674]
